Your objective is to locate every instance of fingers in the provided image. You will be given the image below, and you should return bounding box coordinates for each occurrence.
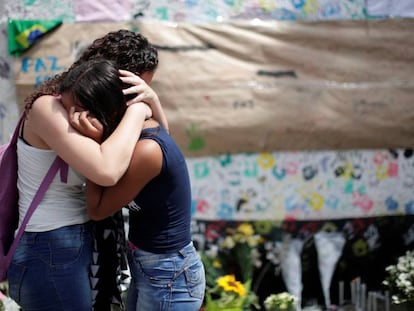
[68,107,104,142]
[70,109,93,131]
[77,111,96,132]
[88,118,104,132]
[119,70,158,108]
[122,83,144,96]
[69,106,79,127]
[118,69,135,77]
[120,75,145,87]
[119,69,144,83]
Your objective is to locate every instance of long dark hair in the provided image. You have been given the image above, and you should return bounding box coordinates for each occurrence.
[59,59,127,140]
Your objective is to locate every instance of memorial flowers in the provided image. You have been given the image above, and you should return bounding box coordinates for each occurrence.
[383,250,414,306]
[204,274,259,310]
[263,292,297,311]
[201,222,264,310]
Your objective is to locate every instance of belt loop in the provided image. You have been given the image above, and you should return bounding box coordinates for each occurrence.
[179,241,193,257]
[179,247,186,257]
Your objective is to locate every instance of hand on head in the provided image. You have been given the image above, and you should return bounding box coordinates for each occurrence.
[69,103,152,143]
[119,70,159,108]
[69,106,104,143]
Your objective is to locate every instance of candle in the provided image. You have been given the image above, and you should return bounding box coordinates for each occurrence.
[360,284,366,311]
[339,281,344,305]
[367,291,372,311]
[355,277,361,310]
[385,290,390,311]
[351,280,356,304]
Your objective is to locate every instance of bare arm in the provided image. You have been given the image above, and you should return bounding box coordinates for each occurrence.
[87,139,162,220]
[27,95,151,186]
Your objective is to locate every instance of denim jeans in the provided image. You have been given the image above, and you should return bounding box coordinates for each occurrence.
[126,241,205,311]
[7,222,93,311]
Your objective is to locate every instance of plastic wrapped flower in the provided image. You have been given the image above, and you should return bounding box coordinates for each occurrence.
[220,223,264,282]
[201,223,264,310]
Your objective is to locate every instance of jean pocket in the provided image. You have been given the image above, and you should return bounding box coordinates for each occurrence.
[138,257,175,285]
[50,235,89,267]
[184,260,205,299]
[7,262,26,303]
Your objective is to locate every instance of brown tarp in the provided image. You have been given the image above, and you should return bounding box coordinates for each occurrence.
[13,19,414,156]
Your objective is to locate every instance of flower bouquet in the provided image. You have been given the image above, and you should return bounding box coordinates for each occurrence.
[263,292,297,311]
[204,274,259,311]
[383,250,414,307]
[201,223,264,310]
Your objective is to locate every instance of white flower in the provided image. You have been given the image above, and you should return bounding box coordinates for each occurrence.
[221,236,236,249]
[205,244,219,258]
[383,250,414,304]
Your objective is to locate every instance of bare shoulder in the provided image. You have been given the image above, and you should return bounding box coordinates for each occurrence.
[25,94,70,143]
[136,139,162,160]
[31,95,61,112]
[22,95,65,148]
[27,96,62,123]
[132,138,162,173]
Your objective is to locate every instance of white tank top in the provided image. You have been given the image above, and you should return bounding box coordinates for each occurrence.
[17,138,89,232]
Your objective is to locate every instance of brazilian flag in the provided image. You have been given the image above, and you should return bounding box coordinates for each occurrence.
[8,19,62,56]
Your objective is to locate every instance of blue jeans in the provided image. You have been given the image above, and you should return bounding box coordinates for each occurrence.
[7,222,93,311]
[126,241,205,311]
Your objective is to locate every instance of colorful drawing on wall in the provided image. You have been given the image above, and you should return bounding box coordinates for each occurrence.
[4,0,367,23]
[188,149,414,221]
[139,0,366,22]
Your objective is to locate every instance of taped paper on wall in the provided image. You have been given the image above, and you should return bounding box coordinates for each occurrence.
[13,20,414,156]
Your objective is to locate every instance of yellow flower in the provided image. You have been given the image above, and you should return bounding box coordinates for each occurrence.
[217,275,246,297]
[237,223,254,237]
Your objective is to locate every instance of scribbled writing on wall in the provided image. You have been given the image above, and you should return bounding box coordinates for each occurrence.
[21,56,65,88]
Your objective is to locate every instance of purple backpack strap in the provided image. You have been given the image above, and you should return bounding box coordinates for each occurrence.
[5,156,68,266]
[11,113,25,144]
